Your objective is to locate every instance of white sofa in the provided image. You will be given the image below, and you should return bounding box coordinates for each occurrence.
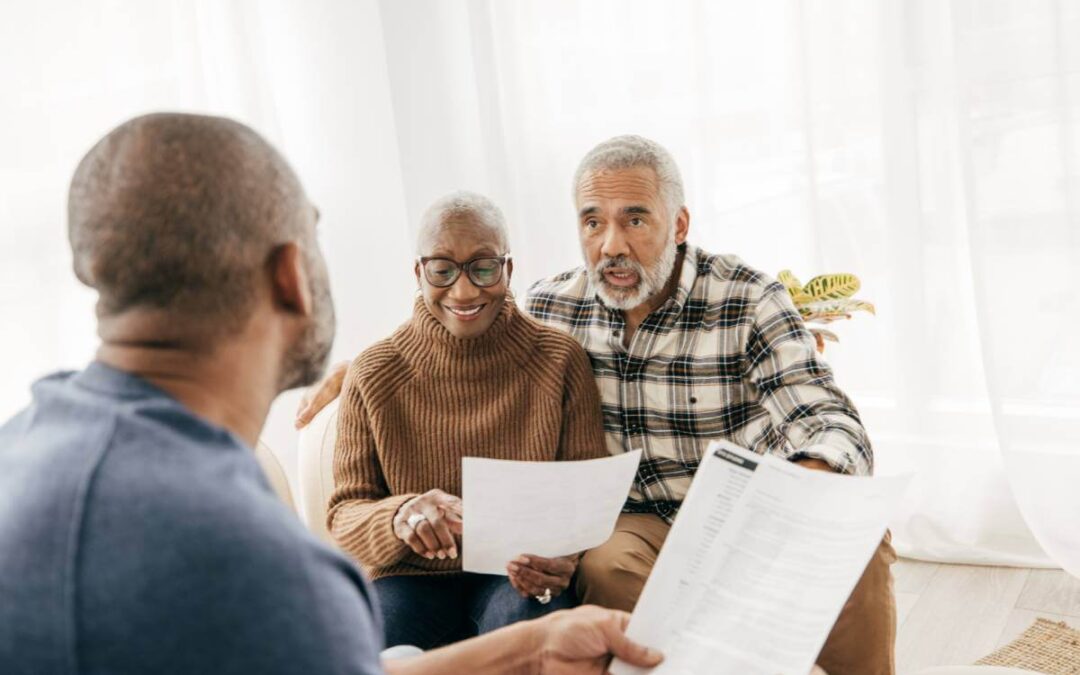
[294,398,341,544]
[254,440,296,513]
[253,401,338,544]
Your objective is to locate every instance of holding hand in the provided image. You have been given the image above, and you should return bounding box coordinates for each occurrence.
[393,489,463,561]
[534,606,663,674]
[381,605,663,675]
[507,553,580,601]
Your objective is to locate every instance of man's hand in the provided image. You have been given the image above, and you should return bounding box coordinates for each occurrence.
[295,360,349,428]
[507,553,579,599]
[795,457,834,473]
[392,489,463,560]
[382,605,662,675]
[534,605,822,675]
[534,606,663,674]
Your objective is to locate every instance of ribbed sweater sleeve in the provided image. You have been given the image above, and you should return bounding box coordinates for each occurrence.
[326,360,416,569]
[557,343,608,462]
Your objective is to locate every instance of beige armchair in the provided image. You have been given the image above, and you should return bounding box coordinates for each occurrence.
[295,399,340,544]
[254,440,296,513]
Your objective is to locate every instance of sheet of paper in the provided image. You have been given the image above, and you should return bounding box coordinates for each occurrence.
[611,441,910,675]
[461,449,641,575]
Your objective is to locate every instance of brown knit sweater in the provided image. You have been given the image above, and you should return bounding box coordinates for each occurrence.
[327,296,607,580]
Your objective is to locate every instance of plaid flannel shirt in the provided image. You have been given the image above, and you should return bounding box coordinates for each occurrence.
[525,244,873,523]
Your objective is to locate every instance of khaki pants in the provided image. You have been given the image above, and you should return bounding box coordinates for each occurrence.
[576,513,898,675]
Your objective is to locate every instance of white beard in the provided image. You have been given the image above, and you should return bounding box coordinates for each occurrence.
[589,226,678,311]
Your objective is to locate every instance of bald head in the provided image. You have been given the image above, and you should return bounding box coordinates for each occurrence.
[68,113,335,391]
[68,113,311,331]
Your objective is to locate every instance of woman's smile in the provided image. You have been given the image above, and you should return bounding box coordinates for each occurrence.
[443,303,487,320]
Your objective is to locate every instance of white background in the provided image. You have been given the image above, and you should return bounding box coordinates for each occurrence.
[2,0,1078,574]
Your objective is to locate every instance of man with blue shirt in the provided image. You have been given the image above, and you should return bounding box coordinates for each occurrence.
[0,113,662,675]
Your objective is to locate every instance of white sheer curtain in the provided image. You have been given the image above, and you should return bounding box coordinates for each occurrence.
[376,0,1079,569]
[3,0,1076,571]
[956,2,1080,576]
[0,0,415,482]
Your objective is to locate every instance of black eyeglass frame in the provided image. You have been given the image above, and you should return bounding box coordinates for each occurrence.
[417,255,511,288]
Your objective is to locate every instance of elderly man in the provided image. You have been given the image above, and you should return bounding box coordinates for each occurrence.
[0,114,662,675]
[299,136,895,674]
[525,135,895,675]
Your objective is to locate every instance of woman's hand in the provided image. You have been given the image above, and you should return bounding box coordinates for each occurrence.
[393,489,463,560]
[507,553,580,599]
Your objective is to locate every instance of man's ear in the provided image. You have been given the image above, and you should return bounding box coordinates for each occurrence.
[674,206,690,246]
[269,242,312,317]
[505,257,514,284]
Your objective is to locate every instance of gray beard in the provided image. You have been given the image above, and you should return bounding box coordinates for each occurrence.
[589,229,678,311]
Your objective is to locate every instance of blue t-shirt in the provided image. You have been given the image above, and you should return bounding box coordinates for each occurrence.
[0,362,384,674]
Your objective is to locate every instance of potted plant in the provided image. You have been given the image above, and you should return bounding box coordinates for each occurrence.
[778,270,875,353]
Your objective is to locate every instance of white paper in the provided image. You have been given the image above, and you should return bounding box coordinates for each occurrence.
[611,441,911,675]
[461,449,641,575]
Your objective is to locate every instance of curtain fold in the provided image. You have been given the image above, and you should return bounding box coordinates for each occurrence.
[956,0,1080,575]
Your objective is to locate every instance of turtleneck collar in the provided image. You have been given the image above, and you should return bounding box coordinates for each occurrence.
[393,294,537,378]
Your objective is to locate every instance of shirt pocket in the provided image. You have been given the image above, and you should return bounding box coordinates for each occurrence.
[674,354,753,438]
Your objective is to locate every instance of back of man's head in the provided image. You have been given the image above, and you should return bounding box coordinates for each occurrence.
[68,112,335,391]
[68,112,309,335]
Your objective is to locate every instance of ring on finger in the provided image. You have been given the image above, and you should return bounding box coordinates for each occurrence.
[406,513,428,530]
[534,587,552,605]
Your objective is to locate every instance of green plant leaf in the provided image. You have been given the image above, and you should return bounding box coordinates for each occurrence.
[778,269,803,291]
[778,270,813,305]
[803,273,861,301]
[844,300,875,315]
[803,311,849,323]
[801,299,875,322]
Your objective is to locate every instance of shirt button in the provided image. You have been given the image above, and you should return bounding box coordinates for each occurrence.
[690,396,698,404]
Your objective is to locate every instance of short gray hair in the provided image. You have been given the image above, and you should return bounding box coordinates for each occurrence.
[416,190,510,255]
[572,135,685,221]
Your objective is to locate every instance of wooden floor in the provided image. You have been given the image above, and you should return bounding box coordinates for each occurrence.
[893,558,1080,673]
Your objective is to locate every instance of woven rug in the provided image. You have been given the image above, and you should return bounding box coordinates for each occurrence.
[975,618,1080,674]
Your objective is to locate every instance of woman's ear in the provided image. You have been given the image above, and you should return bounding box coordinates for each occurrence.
[414,261,423,289]
[505,257,514,284]
[269,242,312,316]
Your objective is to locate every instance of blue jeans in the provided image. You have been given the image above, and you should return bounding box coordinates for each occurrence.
[373,573,576,649]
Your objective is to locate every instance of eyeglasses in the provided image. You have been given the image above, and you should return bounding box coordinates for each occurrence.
[418,255,509,288]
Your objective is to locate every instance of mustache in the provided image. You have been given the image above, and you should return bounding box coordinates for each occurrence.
[594,256,645,276]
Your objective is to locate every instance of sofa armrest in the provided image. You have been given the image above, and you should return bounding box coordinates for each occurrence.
[297,399,340,544]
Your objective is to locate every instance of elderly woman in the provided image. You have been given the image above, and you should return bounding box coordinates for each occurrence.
[325,191,606,650]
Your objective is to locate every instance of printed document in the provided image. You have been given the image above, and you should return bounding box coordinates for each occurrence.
[611,441,910,675]
[461,449,641,575]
